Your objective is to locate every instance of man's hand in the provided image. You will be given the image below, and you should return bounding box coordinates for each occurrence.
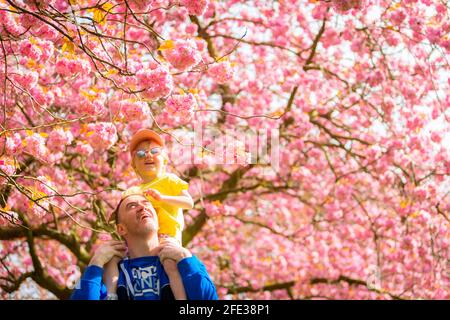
[144,188,163,201]
[158,241,192,264]
[89,241,127,268]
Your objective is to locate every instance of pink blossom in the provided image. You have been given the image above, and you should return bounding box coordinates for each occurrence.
[385,33,400,47]
[52,0,70,12]
[127,0,153,12]
[430,131,442,143]
[4,133,23,156]
[18,37,54,62]
[121,101,149,121]
[413,187,428,201]
[74,89,107,116]
[331,0,365,13]
[0,157,16,185]
[425,27,441,44]
[185,23,198,35]
[163,93,197,124]
[56,57,91,76]
[24,133,48,159]
[312,3,329,20]
[271,20,290,46]
[11,71,39,88]
[136,65,173,101]
[367,70,384,87]
[350,38,366,55]
[406,116,424,131]
[409,17,423,33]
[19,39,42,60]
[162,39,202,71]
[390,10,406,26]
[441,39,450,52]
[127,27,145,41]
[222,139,251,165]
[35,24,59,41]
[19,13,39,29]
[33,175,56,197]
[204,201,222,217]
[30,86,55,108]
[180,0,209,16]
[12,175,56,218]
[126,120,150,134]
[208,61,234,84]
[85,122,118,151]
[0,11,25,37]
[322,29,341,48]
[47,128,74,152]
[77,99,106,116]
[35,38,54,62]
[0,1,449,300]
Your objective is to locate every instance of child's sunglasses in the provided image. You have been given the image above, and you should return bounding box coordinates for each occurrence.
[135,147,161,158]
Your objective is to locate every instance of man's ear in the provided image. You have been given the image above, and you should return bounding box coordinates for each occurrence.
[117,223,127,237]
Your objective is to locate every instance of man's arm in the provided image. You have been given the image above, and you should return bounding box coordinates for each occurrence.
[71,241,127,300]
[159,243,218,300]
[178,256,219,300]
[70,265,106,300]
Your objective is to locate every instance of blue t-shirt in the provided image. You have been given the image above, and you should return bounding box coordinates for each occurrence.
[71,255,218,300]
[117,256,169,300]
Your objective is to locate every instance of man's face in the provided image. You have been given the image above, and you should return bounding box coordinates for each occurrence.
[117,194,158,237]
[132,140,165,178]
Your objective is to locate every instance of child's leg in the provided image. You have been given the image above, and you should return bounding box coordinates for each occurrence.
[159,234,187,300]
[103,256,121,299]
[162,258,187,300]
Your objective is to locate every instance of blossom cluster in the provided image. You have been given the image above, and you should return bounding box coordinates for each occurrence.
[180,0,209,16]
[163,93,197,125]
[208,61,235,84]
[162,39,202,71]
[84,122,118,151]
[136,65,174,101]
[110,99,151,122]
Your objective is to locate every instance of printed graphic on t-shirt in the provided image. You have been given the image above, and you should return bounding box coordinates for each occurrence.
[131,265,160,297]
[120,262,162,299]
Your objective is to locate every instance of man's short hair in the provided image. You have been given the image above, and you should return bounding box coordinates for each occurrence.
[109,193,146,225]
[108,191,157,226]
[109,197,125,225]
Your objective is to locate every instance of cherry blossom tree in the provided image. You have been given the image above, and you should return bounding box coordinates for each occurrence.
[0,0,449,299]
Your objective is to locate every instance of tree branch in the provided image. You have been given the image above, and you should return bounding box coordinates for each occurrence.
[223,281,296,295]
[0,225,90,265]
[183,165,254,246]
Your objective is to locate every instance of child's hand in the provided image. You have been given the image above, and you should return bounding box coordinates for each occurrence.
[159,236,180,246]
[144,188,163,201]
[89,241,127,268]
[159,241,192,264]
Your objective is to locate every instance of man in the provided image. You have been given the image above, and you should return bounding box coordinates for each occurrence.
[71,193,218,300]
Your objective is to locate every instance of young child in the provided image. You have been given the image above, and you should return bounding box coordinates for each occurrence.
[104,129,193,300]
